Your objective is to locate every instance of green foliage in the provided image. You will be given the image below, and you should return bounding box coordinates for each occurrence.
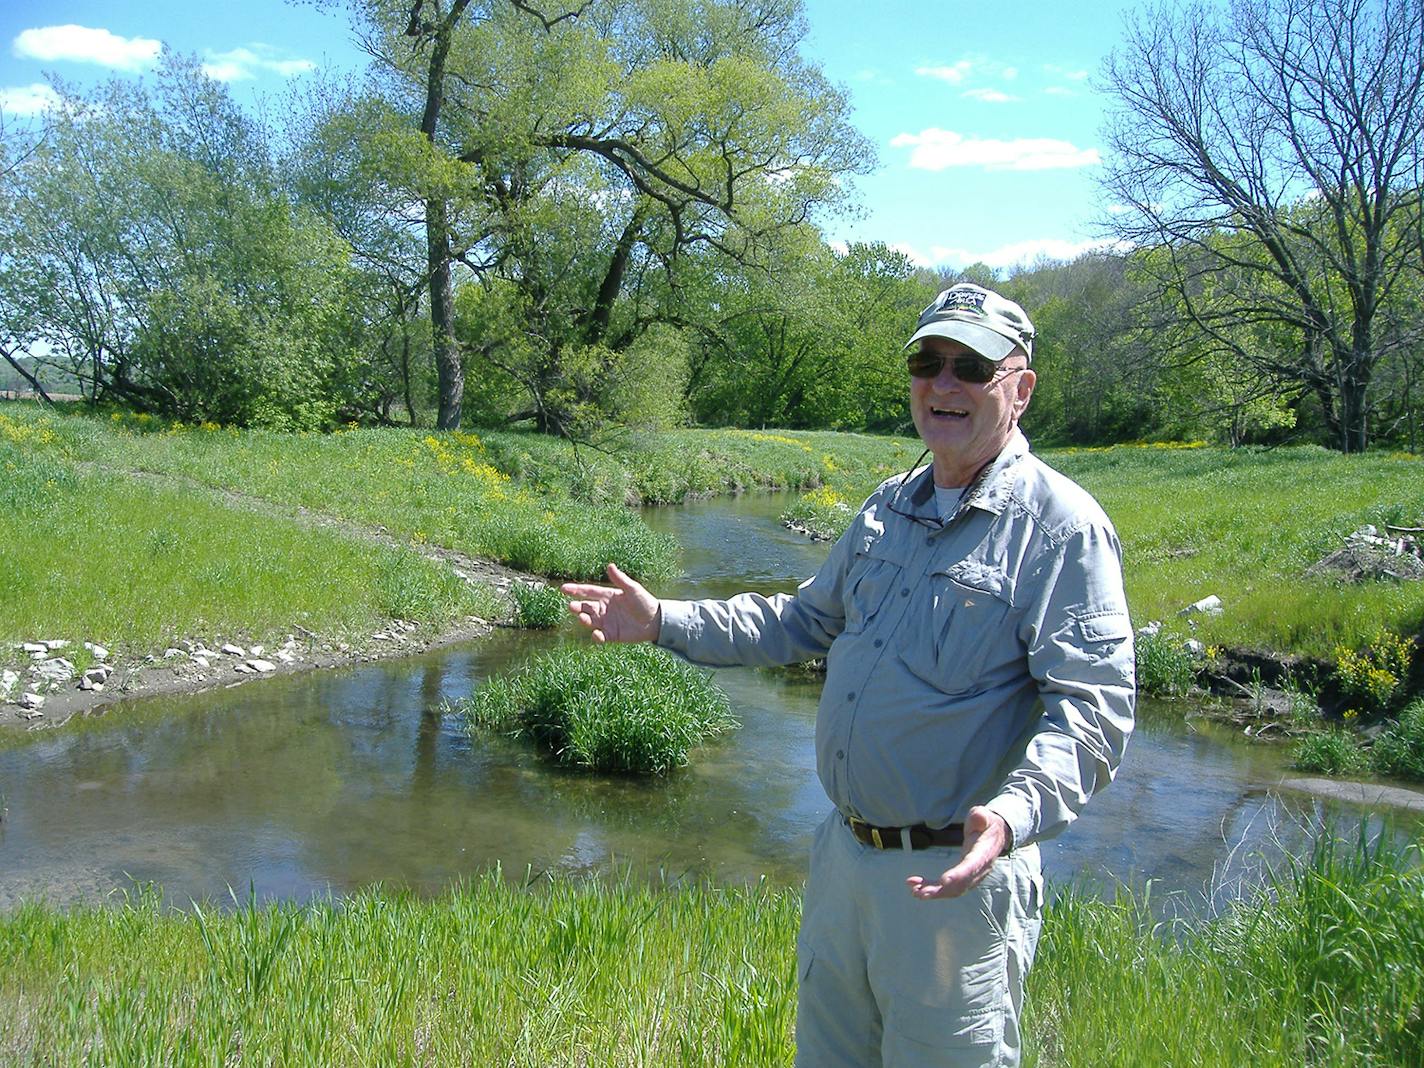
[1333,629,1414,715]
[509,582,566,629]
[1030,833,1424,1066]
[0,409,500,656]
[1370,698,1424,781]
[1134,627,1198,697]
[1292,729,1368,776]
[0,56,362,430]
[460,643,736,775]
[5,834,1424,1065]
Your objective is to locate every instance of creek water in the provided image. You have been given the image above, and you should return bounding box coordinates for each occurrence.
[1,492,1419,912]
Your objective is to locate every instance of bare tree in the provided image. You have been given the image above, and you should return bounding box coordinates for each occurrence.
[1101,0,1424,452]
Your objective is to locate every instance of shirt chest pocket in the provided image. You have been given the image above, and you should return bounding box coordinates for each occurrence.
[842,542,905,635]
[899,560,1015,694]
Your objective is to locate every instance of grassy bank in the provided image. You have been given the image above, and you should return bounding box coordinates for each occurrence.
[1,835,1418,1066]
[0,406,913,695]
[792,442,1424,663]
[5,404,1423,716]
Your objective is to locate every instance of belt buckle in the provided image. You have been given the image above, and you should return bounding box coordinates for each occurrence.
[850,817,887,849]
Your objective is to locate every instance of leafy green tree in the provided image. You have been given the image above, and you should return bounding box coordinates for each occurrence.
[0,56,362,428]
[340,0,870,432]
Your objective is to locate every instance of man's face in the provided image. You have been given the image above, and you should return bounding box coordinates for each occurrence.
[909,335,1036,486]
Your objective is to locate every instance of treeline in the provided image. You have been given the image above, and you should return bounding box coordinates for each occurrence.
[1,0,1421,451]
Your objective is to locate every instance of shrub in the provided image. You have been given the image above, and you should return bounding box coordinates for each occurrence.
[1292,728,1368,775]
[1333,629,1414,714]
[509,582,566,629]
[1135,628,1197,697]
[1370,698,1424,781]
[459,644,736,775]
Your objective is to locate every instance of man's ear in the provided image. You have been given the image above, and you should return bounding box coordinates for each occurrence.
[1013,368,1036,420]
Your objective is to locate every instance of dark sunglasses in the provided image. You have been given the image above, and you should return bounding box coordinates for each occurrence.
[906,350,1013,384]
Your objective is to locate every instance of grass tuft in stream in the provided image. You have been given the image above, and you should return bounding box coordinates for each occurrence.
[458,644,736,775]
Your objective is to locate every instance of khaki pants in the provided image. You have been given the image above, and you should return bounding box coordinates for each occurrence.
[794,812,1043,1068]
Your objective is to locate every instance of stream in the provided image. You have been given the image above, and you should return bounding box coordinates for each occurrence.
[1,492,1419,912]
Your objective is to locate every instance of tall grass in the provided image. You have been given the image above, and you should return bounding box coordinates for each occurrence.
[2,835,1419,1066]
[0,422,497,656]
[788,440,1424,663]
[459,644,736,775]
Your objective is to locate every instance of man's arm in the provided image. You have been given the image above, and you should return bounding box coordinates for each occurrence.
[907,519,1135,900]
[983,520,1136,851]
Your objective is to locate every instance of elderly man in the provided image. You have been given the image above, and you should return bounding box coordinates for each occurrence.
[562,283,1135,1068]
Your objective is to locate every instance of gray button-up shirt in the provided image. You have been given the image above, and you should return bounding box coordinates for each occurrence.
[656,432,1135,851]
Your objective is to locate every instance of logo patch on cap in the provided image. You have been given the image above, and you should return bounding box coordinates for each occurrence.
[940,289,987,315]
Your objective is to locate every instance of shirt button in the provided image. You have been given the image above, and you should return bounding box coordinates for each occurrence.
[900,588,909,597]
[873,639,883,648]
[847,691,856,701]
[925,536,934,546]
[836,750,845,760]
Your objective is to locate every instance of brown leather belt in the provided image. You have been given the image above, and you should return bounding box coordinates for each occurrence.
[847,816,965,851]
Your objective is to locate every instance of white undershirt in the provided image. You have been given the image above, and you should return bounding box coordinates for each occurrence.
[933,484,966,522]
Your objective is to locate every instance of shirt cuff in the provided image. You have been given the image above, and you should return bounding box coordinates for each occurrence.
[654,599,698,652]
[983,794,1035,854]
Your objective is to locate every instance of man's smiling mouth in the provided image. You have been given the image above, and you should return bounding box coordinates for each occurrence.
[931,406,968,417]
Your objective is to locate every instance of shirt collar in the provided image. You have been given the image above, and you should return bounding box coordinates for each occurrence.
[906,430,1030,521]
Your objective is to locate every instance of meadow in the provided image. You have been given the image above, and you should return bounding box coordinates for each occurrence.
[0,834,1418,1066]
[4,403,1423,716]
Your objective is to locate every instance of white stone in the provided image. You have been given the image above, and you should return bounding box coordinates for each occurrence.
[1178,595,1223,618]
[1,669,18,699]
[33,658,76,684]
[250,645,265,656]
[233,663,255,674]
[1185,639,1206,657]
[19,691,44,710]
[43,639,69,650]
[164,648,185,659]
[276,651,295,664]
[1136,621,1163,638]
[220,644,245,657]
[22,642,47,655]
[193,656,210,669]
[247,659,277,673]
[79,676,94,691]
[372,632,392,641]
[84,643,110,660]
[83,665,112,684]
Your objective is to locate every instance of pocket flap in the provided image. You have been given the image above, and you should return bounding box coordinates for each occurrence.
[1076,611,1131,643]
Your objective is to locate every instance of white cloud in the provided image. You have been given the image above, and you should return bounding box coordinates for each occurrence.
[915,60,975,84]
[0,82,61,117]
[13,25,160,72]
[962,88,1019,104]
[896,237,1121,271]
[1044,64,1090,81]
[201,45,316,82]
[1043,86,1077,98]
[890,129,1100,171]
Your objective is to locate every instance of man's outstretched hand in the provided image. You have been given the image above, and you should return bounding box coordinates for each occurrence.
[905,806,1010,899]
[561,563,661,644]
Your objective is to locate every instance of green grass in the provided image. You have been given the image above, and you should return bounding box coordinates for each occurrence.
[1292,728,1370,776]
[787,440,1424,666]
[1134,626,1199,697]
[0,419,498,659]
[1372,698,1424,781]
[508,581,568,629]
[2,835,1420,1066]
[459,644,736,775]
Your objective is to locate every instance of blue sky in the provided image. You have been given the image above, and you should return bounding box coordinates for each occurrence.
[0,0,1137,273]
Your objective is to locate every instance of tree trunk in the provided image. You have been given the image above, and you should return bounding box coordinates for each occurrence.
[427,196,463,429]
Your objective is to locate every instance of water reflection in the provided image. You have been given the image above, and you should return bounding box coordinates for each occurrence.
[1,492,1419,911]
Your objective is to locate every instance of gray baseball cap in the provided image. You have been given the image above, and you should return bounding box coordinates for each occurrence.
[905,283,1036,362]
